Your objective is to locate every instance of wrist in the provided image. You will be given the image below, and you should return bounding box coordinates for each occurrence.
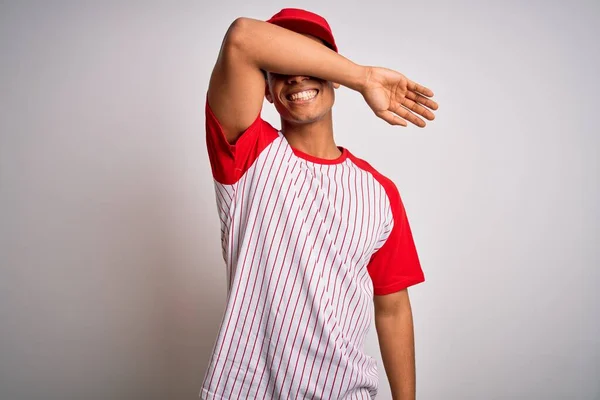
[349,65,371,93]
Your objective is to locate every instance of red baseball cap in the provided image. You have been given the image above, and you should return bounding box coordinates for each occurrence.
[266,8,338,53]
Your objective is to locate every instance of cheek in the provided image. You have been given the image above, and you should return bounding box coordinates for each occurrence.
[321,88,335,104]
[272,100,292,116]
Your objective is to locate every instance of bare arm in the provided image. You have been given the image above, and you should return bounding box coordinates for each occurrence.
[208,17,367,144]
[374,289,417,400]
[209,17,438,143]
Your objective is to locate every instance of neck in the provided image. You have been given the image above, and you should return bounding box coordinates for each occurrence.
[280,110,341,159]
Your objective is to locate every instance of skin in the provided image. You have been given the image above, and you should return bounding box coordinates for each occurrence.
[375,288,417,400]
[208,17,438,154]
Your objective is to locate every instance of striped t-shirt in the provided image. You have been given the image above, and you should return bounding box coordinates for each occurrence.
[200,98,425,400]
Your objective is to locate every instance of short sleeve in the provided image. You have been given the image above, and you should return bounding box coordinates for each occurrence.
[367,181,425,295]
[205,95,275,185]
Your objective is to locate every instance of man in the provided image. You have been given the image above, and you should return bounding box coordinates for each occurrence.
[201,8,437,400]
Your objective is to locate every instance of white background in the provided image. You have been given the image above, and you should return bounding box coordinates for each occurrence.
[1,1,598,399]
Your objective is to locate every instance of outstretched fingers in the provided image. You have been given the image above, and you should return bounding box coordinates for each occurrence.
[391,103,426,127]
[405,90,438,113]
[376,109,408,127]
[409,80,434,98]
[402,96,435,121]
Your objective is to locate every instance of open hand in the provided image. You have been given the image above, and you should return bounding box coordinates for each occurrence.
[360,66,438,127]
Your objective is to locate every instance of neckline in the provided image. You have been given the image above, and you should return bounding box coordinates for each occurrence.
[279,131,348,165]
[291,145,348,165]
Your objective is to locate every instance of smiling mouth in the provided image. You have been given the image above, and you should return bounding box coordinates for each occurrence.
[286,89,319,102]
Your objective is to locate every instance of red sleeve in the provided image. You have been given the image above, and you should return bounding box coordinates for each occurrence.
[205,95,276,185]
[367,180,425,295]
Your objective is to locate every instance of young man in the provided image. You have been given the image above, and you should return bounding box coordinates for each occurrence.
[201,8,438,400]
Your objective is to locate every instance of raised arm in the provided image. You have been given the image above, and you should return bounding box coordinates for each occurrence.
[207,18,267,144]
[208,17,437,143]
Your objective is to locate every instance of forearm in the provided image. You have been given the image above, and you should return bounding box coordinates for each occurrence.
[228,17,368,92]
[375,309,416,400]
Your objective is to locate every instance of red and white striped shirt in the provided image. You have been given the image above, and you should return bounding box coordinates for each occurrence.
[200,98,424,400]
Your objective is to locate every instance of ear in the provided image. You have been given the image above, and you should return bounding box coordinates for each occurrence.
[265,82,273,103]
[332,82,341,89]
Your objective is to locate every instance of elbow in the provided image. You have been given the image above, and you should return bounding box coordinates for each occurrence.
[223,17,252,52]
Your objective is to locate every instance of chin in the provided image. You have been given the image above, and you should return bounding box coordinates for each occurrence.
[282,112,324,125]
[278,106,332,124]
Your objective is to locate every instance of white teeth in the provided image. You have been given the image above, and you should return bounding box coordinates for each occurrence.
[289,89,318,101]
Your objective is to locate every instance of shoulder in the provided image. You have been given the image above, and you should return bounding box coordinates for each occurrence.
[346,149,400,202]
